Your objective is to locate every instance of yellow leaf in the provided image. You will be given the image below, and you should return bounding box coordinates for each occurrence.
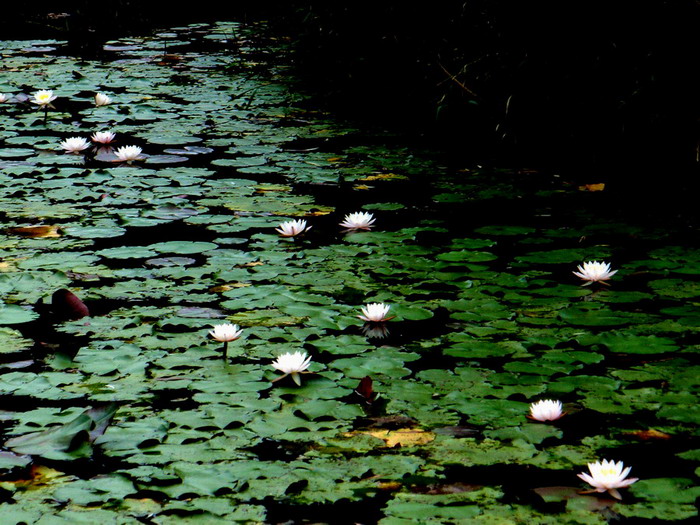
[353,184,371,191]
[360,173,409,181]
[0,261,17,272]
[209,283,251,292]
[349,427,435,448]
[578,183,605,192]
[0,465,72,490]
[625,429,672,441]
[9,225,61,238]
[255,185,291,193]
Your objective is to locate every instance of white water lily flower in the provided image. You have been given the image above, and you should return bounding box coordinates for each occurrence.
[275,219,310,238]
[528,399,563,422]
[573,260,617,285]
[114,145,143,163]
[91,131,116,144]
[577,459,639,500]
[32,89,57,106]
[209,323,243,342]
[340,211,376,231]
[358,303,393,323]
[60,136,90,153]
[0,93,9,103]
[271,351,312,386]
[94,93,112,106]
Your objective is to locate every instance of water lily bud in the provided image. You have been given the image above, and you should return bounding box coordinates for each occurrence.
[51,289,89,320]
[94,93,112,106]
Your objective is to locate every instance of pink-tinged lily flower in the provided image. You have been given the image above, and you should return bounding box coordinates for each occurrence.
[91,131,116,144]
[358,303,394,323]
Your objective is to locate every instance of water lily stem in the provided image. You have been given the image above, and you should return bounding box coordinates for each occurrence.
[222,341,228,360]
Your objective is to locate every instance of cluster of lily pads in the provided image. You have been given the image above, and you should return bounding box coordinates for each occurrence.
[531,260,636,497]
[2,88,145,163]
[212,211,392,381]
[1,22,696,523]
[216,208,636,499]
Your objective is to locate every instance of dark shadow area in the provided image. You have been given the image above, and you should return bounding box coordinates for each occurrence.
[3,0,698,212]
[266,1,699,211]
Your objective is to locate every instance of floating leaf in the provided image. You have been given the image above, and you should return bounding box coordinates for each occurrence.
[0,304,38,325]
[5,404,118,460]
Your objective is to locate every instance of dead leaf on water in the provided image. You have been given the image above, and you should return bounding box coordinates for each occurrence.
[360,173,409,181]
[255,185,291,194]
[8,225,61,238]
[0,465,73,490]
[578,183,605,192]
[625,429,672,441]
[209,283,251,292]
[347,428,435,448]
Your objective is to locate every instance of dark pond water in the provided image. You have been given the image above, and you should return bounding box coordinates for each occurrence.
[0,20,698,524]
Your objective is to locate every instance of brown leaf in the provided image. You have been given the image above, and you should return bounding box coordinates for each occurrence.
[355,376,377,404]
[360,173,409,181]
[8,225,61,238]
[578,183,605,192]
[0,465,73,490]
[624,429,672,441]
[209,283,251,292]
